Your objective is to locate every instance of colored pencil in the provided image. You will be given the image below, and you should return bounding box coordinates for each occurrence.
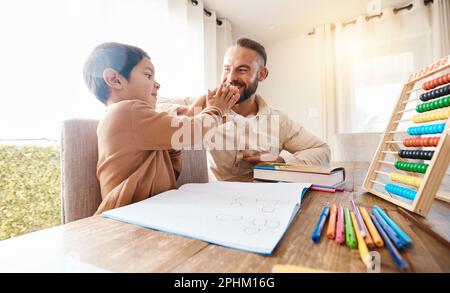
[373,205,412,246]
[351,212,371,269]
[351,200,368,238]
[359,206,384,247]
[327,203,337,239]
[344,208,357,248]
[310,186,336,193]
[335,206,345,244]
[371,214,409,272]
[372,209,406,250]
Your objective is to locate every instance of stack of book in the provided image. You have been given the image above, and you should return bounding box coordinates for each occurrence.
[253,163,346,187]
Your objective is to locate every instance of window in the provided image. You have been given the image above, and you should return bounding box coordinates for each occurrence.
[351,52,414,132]
[0,0,206,141]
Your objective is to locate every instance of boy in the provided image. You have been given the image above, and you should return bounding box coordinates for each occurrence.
[83,42,239,214]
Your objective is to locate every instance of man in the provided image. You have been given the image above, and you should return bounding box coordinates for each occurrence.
[158,38,331,181]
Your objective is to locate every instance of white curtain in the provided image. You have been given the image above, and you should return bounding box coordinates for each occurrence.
[314,24,336,145]
[203,8,233,89]
[331,0,435,134]
[0,0,231,140]
[166,0,205,98]
[431,0,450,59]
[216,19,233,84]
[203,9,218,90]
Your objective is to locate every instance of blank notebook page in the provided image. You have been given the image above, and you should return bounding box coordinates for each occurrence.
[102,181,310,255]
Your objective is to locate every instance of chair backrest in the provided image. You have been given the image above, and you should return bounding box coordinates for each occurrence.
[60,119,209,224]
[176,149,209,188]
[331,132,412,162]
[60,119,102,223]
[331,133,383,162]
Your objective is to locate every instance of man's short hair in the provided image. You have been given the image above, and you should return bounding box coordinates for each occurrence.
[83,42,150,105]
[236,38,267,66]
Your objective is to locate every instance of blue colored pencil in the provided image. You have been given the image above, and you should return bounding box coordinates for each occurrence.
[312,205,330,243]
[373,205,412,246]
[372,209,406,250]
[371,214,409,272]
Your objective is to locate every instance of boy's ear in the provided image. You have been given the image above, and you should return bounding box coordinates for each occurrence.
[103,68,123,89]
[258,67,269,81]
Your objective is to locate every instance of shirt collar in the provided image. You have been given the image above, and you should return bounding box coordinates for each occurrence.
[228,94,271,119]
[254,95,271,116]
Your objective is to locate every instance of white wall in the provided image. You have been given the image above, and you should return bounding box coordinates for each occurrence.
[258,34,325,140]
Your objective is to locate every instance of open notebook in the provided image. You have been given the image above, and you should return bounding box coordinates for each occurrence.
[102,182,310,255]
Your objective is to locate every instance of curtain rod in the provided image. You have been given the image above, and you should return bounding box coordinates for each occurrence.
[204,8,223,26]
[365,12,383,21]
[393,3,413,14]
[307,0,434,35]
[342,19,357,27]
[190,0,223,26]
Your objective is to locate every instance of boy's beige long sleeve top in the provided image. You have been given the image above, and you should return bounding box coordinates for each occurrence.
[95,99,221,215]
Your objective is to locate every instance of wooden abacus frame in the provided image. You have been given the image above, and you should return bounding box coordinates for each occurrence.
[363,55,450,217]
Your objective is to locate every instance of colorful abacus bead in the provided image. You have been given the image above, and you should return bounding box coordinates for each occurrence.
[403,137,440,147]
[395,161,429,173]
[398,150,434,160]
[419,85,450,102]
[407,123,446,135]
[389,173,421,188]
[416,96,450,113]
[422,82,428,90]
[385,183,417,200]
[422,73,450,90]
[412,108,450,123]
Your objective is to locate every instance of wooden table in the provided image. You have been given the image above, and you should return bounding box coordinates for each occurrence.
[0,162,448,272]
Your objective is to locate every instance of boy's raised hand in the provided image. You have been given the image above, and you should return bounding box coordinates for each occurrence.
[206,82,240,115]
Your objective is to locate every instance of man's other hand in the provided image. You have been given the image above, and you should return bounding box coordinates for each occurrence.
[242,151,285,164]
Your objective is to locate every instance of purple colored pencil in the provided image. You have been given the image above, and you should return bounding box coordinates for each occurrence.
[351,200,368,238]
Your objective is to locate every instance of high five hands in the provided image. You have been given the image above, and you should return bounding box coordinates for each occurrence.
[206,82,240,115]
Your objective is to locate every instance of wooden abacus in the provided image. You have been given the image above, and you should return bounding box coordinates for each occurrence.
[363,55,450,217]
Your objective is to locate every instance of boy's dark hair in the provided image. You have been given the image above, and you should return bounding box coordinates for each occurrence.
[83,42,150,105]
[236,38,267,66]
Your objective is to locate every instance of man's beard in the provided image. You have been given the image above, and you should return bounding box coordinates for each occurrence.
[232,78,258,104]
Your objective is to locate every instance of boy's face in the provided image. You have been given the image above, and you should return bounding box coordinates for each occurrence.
[123,58,160,108]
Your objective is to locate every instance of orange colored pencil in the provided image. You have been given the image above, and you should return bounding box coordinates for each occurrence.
[359,206,384,247]
[327,203,337,239]
[363,226,375,249]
